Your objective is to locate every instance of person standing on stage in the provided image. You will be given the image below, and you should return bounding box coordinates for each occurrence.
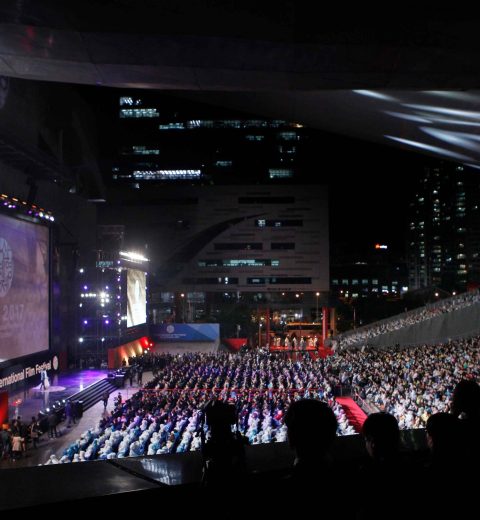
[39,370,46,390]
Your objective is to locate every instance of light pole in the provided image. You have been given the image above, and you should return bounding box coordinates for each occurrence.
[315,292,320,322]
[180,293,185,322]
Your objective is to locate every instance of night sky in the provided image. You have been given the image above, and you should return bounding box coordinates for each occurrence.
[324,134,429,262]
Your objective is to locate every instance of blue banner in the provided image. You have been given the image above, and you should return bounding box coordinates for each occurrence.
[150,323,219,342]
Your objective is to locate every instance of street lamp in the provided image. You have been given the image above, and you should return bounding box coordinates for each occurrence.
[315,292,320,322]
[180,293,185,322]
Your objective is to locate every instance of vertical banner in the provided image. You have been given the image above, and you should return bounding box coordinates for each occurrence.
[0,391,8,425]
[322,306,329,342]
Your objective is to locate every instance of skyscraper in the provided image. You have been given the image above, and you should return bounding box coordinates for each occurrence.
[408,163,480,291]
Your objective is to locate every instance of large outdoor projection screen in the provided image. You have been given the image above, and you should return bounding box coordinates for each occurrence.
[0,214,49,362]
[127,269,146,328]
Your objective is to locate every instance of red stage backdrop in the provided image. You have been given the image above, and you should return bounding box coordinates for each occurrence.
[223,338,247,352]
[0,392,8,426]
[107,336,152,369]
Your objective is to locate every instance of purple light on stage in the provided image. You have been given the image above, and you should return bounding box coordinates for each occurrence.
[117,296,120,299]
[105,319,110,325]
[83,285,88,290]
[83,320,88,325]
[105,286,109,290]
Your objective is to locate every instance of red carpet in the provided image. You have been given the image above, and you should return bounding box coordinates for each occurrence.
[336,397,368,433]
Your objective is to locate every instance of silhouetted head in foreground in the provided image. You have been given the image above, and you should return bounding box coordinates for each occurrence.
[202,400,247,487]
[285,399,337,461]
[362,412,400,461]
[451,379,480,421]
[426,412,460,459]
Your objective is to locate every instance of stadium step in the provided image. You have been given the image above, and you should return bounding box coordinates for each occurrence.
[68,378,118,413]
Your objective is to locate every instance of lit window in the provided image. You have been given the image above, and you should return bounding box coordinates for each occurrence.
[120,108,159,118]
[132,169,201,180]
[269,169,294,179]
[158,122,185,130]
[215,160,233,168]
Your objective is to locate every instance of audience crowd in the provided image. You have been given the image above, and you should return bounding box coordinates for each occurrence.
[329,337,480,429]
[45,351,355,464]
[44,331,480,465]
[334,290,480,348]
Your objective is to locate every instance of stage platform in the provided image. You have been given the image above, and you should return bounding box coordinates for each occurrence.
[6,369,110,423]
[0,370,145,471]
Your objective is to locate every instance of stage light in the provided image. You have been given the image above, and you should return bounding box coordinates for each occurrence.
[78,337,83,343]
[83,285,88,290]
[385,135,472,162]
[105,320,109,325]
[384,111,431,124]
[79,268,84,273]
[46,408,50,412]
[83,320,88,325]
[119,251,149,262]
[353,90,397,102]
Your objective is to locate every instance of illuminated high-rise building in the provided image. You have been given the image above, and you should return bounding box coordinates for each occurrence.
[408,163,480,291]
